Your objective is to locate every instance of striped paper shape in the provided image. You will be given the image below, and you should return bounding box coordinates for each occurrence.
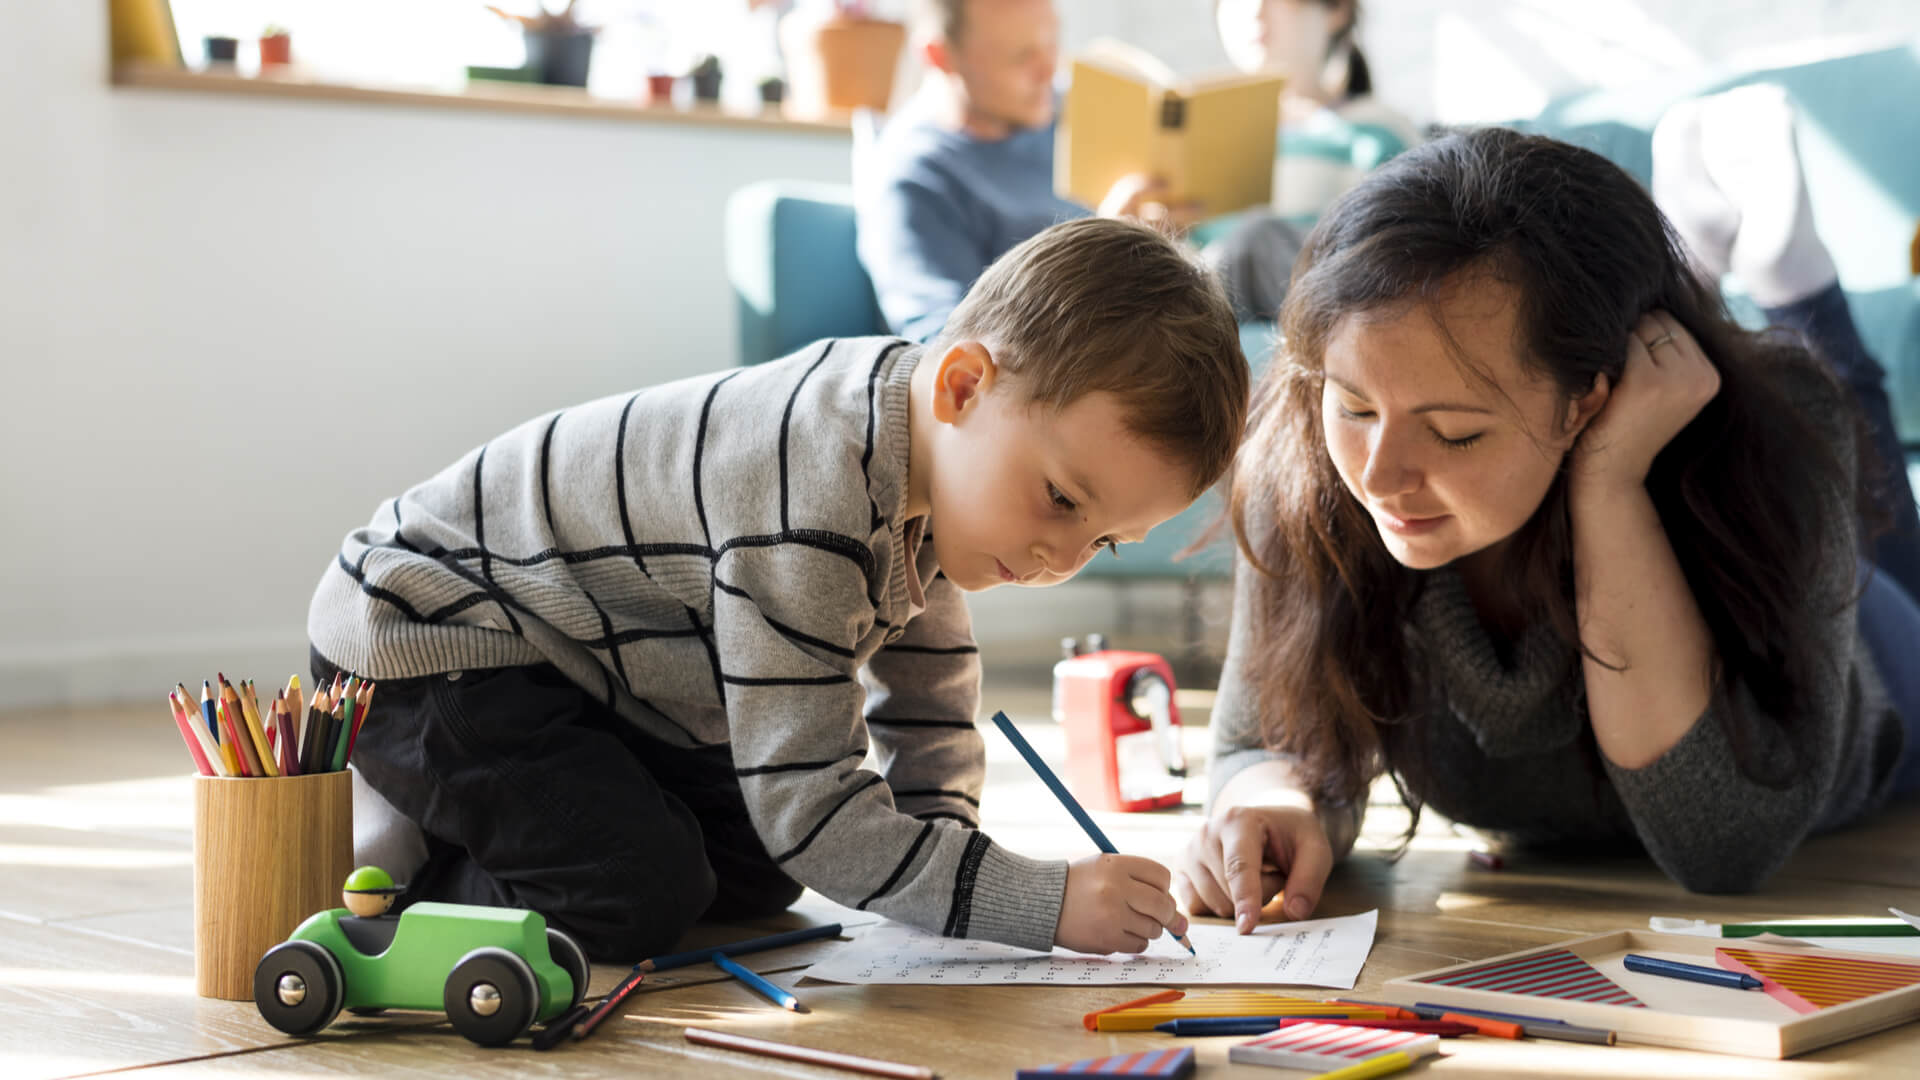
[1717,947,1920,1014]
[1413,948,1646,1007]
[1094,991,1371,1031]
[1228,1021,1440,1070]
[1016,1046,1195,1079]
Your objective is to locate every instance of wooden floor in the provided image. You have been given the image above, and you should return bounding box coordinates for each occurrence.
[5,678,1920,1080]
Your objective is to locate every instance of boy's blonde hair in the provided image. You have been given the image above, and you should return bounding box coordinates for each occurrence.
[931,216,1249,497]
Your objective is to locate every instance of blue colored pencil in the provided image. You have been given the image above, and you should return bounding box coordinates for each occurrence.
[714,952,808,1012]
[1155,1016,1356,1035]
[636,923,844,973]
[989,711,1195,955]
[1624,953,1761,990]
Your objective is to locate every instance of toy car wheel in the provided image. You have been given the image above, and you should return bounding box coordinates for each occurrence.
[254,940,346,1036]
[444,947,541,1047]
[547,927,589,1010]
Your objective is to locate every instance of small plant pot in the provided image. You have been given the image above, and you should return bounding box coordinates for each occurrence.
[523,28,594,88]
[758,78,786,105]
[205,36,238,65]
[646,73,676,104]
[259,33,292,67]
[690,69,722,103]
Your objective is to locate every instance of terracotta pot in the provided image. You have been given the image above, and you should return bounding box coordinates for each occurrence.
[646,73,676,104]
[780,14,905,116]
[258,33,291,66]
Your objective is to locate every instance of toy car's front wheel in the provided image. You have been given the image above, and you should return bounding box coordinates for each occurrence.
[547,927,589,1010]
[254,940,346,1036]
[444,947,541,1047]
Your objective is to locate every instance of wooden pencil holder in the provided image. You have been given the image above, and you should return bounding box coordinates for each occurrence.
[193,771,353,1000]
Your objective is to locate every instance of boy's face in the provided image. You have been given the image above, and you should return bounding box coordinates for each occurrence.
[919,344,1198,592]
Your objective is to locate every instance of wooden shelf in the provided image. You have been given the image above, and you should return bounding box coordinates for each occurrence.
[111,62,853,137]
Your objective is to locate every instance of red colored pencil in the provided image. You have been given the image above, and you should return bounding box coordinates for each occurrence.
[216,695,255,776]
[344,680,375,764]
[1083,988,1185,1031]
[166,694,215,776]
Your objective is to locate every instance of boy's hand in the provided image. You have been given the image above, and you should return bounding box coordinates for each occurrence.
[1054,853,1190,955]
[1173,805,1331,932]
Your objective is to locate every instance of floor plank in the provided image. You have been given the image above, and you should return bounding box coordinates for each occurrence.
[5,684,1920,1080]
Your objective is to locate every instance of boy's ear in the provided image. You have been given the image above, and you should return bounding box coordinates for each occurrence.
[930,341,998,424]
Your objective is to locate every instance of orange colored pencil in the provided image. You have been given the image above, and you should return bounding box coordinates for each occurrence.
[344,680,375,764]
[1083,989,1186,1031]
[217,695,257,776]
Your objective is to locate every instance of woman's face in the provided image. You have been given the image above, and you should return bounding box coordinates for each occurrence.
[1216,0,1338,80]
[1319,278,1590,570]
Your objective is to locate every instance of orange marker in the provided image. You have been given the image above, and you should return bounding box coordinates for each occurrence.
[1440,1013,1523,1039]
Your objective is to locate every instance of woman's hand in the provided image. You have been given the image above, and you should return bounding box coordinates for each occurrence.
[1571,311,1721,495]
[1173,804,1332,933]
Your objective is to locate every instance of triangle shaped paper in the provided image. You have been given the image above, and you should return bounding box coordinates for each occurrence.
[1717,946,1920,1014]
[1412,947,1646,1007]
[1015,1046,1195,1079]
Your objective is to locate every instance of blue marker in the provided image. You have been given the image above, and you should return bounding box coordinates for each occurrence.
[990,711,1195,955]
[1624,953,1762,990]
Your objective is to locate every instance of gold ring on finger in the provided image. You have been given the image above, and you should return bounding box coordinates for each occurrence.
[1644,333,1675,350]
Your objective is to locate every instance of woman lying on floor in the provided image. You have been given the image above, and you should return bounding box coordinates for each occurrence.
[1176,121,1920,933]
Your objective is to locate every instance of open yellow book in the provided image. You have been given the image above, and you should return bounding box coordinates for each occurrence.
[1056,40,1284,217]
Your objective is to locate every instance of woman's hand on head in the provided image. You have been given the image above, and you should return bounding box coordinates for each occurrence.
[1571,311,1722,495]
[1173,804,1332,934]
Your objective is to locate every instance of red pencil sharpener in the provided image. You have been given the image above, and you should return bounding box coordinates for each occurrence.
[1053,637,1187,812]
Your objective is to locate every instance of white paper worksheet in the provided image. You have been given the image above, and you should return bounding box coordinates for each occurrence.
[803,909,1377,987]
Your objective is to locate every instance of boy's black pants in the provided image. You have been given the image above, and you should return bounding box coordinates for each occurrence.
[314,649,803,962]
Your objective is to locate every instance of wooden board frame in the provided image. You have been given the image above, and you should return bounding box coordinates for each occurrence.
[1382,929,1920,1058]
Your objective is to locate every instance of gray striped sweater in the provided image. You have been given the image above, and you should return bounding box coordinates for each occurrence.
[309,337,1067,951]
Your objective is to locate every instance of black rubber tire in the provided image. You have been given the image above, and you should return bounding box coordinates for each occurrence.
[253,941,346,1036]
[443,947,541,1047]
[547,927,589,1010]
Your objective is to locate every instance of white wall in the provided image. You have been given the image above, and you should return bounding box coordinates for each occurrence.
[0,4,868,708]
[1,2,1196,710]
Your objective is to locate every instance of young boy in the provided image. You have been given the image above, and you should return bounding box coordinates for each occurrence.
[307,217,1249,960]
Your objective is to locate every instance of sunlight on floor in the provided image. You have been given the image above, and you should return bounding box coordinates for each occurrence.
[0,966,194,996]
[0,844,190,870]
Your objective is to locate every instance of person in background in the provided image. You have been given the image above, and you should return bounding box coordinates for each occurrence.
[1652,83,1920,601]
[1212,0,1419,223]
[855,0,1198,343]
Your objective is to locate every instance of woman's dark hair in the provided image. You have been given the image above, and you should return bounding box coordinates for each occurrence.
[1324,0,1371,98]
[1229,127,1863,812]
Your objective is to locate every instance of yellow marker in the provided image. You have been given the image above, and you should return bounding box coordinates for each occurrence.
[1306,1051,1418,1080]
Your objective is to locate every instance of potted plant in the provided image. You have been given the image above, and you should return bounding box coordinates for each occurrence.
[488,2,596,88]
[688,54,723,103]
[779,1,906,117]
[204,35,238,66]
[258,25,292,67]
[758,75,786,106]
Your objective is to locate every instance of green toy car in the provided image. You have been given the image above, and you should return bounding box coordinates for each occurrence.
[253,882,588,1047]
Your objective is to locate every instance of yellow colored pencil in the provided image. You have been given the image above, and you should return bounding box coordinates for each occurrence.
[1306,1051,1418,1080]
[232,672,278,772]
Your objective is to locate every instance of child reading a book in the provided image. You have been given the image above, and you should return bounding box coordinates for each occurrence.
[308,216,1248,961]
[1175,128,1919,934]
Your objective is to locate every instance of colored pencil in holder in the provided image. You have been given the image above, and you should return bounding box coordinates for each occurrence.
[166,692,216,776]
